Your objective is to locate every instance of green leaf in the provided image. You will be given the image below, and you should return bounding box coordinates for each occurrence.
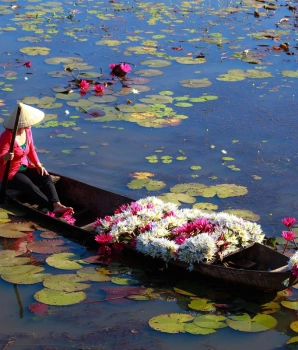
[46,253,84,270]
[34,288,86,306]
[281,301,298,310]
[76,267,111,282]
[43,274,90,292]
[148,313,195,333]
[226,313,277,332]
[188,298,215,312]
[111,277,139,285]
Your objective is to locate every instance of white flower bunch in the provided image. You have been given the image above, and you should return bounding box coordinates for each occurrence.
[178,233,217,270]
[288,251,298,269]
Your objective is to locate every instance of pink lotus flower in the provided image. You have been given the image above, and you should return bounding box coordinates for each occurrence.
[282,231,296,241]
[109,63,131,77]
[194,218,214,233]
[114,203,128,214]
[95,233,114,245]
[174,234,188,245]
[23,61,31,68]
[61,211,76,225]
[173,222,196,235]
[130,202,142,215]
[292,264,298,277]
[92,218,103,227]
[46,211,56,217]
[94,84,105,94]
[282,217,296,228]
[79,79,89,90]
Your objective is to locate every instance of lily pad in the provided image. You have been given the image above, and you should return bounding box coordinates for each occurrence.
[2,271,49,284]
[111,277,139,285]
[46,253,84,270]
[0,265,43,275]
[180,78,211,88]
[0,250,31,267]
[140,59,171,67]
[34,288,86,306]
[281,301,298,310]
[188,297,216,312]
[134,69,163,77]
[20,46,50,56]
[76,267,111,282]
[193,202,218,210]
[223,210,260,222]
[44,57,84,65]
[43,274,90,292]
[226,313,277,332]
[148,313,195,333]
[27,240,67,254]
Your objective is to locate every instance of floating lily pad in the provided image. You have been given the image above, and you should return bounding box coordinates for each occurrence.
[2,271,49,285]
[88,95,117,103]
[184,322,217,335]
[287,337,298,345]
[0,227,27,238]
[20,46,50,56]
[223,210,260,222]
[226,313,277,332]
[188,297,216,312]
[0,250,31,267]
[281,301,298,310]
[46,253,84,270]
[175,57,206,64]
[127,179,166,191]
[34,288,86,306]
[193,202,218,210]
[281,70,298,78]
[140,59,171,67]
[180,78,211,88]
[0,265,43,276]
[27,240,67,254]
[139,95,173,104]
[95,39,122,46]
[111,277,139,285]
[76,267,111,282]
[170,183,206,193]
[44,57,84,65]
[116,104,148,113]
[43,274,90,292]
[148,313,195,333]
[134,69,163,77]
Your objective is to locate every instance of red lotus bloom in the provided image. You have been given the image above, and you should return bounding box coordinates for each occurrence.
[94,84,105,94]
[112,242,124,251]
[98,245,112,255]
[292,264,298,277]
[173,222,196,235]
[23,61,31,68]
[28,303,48,316]
[80,79,89,89]
[282,217,296,228]
[162,211,175,219]
[61,211,76,225]
[92,218,103,227]
[46,211,56,217]
[282,231,296,241]
[109,63,131,77]
[95,233,114,245]
[141,223,152,232]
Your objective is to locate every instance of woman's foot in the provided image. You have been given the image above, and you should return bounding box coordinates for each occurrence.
[53,202,74,216]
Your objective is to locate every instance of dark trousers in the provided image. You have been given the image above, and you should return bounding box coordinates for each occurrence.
[8,168,59,210]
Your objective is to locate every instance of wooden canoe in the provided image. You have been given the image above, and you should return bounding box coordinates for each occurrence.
[6,173,298,291]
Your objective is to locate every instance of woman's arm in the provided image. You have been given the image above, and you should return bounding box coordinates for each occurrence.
[0,130,13,165]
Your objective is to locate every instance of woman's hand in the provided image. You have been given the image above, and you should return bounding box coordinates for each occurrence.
[3,152,14,161]
[36,163,49,176]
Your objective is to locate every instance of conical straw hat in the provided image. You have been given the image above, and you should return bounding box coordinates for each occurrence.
[4,102,45,129]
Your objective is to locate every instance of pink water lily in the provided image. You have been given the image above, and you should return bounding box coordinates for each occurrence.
[79,79,89,90]
[94,84,105,94]
[95,233,114,245]
[46,211,56,217]
[282,231,296,241]
[109,63,131,77]
[282,217,296,228]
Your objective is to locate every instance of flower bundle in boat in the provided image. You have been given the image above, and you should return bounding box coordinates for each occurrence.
[94,197,265,270]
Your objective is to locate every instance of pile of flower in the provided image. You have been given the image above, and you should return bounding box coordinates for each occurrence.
[94,197,265,270]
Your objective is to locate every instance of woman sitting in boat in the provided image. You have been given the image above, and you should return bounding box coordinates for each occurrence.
[0,102,73,216]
